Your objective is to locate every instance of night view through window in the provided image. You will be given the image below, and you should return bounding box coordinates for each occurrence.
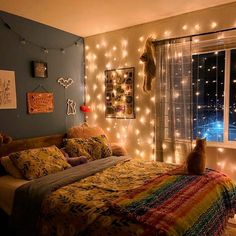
[192,51,225,142]
[229,49,236,141]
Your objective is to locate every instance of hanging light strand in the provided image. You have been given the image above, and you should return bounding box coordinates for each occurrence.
[0,16,82,53]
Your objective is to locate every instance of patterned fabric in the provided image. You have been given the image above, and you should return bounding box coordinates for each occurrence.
[9,146,71,180]
[1,156,23,179]
[64,135,112,160]
[38,159,175,236]
[37,159,236,236]
[111,169,236,236]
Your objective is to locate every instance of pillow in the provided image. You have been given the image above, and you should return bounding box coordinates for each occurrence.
[64,135,112,161]
[9,146,71,180]
[67,123,107,139]
[1,156,24,179]
[60,148,69,158]
[111,143,128,156]
[66,156,88,166]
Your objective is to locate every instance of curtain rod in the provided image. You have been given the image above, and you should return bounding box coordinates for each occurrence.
[153,26,236,45]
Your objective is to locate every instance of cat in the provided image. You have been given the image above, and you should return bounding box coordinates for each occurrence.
[186,138,206,175]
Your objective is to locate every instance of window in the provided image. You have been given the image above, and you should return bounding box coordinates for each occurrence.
[192,49,236,143]
[229,49,236,141]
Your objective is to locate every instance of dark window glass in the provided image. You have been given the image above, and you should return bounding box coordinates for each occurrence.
[192,51,225,142]
[229,49,236,141]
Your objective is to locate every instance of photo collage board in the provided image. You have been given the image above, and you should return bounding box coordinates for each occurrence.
[105,67,135,119]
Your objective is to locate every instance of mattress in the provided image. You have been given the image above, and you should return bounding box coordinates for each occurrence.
[0,175,29,215]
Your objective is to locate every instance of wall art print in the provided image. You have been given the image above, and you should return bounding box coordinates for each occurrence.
[105,67,135,119]
[0,70,17,109]
[27,92,54,114]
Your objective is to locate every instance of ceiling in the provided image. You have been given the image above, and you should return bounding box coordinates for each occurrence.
[0,0,234,37]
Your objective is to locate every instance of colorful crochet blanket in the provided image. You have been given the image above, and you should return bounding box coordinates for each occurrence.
[111,169,236,236]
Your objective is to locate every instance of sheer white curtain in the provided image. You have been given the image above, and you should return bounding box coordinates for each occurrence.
[155,38,193,164]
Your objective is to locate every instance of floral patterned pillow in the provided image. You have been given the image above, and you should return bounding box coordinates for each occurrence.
[9,146,71,180]
[63,135,112,161]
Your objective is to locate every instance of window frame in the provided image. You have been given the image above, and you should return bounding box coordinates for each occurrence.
[193,48,236,148]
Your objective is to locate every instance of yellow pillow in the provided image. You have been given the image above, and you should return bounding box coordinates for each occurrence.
[9,146,71,180]
[1,156,24,179]
[64,136,112,161]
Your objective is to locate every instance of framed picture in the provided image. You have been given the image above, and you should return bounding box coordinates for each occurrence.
[105,67,135,119]
[27,92,54,114]
[32,61,48,78]
[0,70,17,109]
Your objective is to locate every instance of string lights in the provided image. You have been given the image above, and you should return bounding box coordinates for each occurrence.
[0,16,81,54]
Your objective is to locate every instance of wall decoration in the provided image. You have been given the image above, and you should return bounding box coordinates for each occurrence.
[32,61,48,78]
[27,92,54,114]
[57,77,74,88]
[105,67,135,119]
[0,70,17,109]
[67,99,76,115]
[80,105,91,113]
[140,37,156,92]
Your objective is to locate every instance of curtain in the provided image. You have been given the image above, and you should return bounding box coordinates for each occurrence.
[155,38,193,164]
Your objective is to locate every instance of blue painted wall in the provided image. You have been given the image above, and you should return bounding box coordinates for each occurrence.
[0,11,84,139]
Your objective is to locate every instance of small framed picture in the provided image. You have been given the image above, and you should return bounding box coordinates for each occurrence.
[32,61,48,78]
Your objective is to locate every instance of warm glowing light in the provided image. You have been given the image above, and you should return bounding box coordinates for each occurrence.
[135,129,140,135]
[122,50,128,58]
[106,63,112,69]
[182,25,188,30]
[164,31,171,36]
[113,46,117,51]
[139,36,144,42]
[218,148,224,153]
[93,84,97,91]
[211,22,217,29]
[146,108,151,114]
[96,44,100,49]
[139,116,146,124]
[85,45,89,50]
[195,24,200,31]
[151,96,155,102]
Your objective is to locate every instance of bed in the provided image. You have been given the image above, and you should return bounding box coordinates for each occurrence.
[0,134,236,236]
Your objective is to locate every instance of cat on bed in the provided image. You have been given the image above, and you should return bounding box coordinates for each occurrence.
[186,138,206,175]
[170,138,206,175]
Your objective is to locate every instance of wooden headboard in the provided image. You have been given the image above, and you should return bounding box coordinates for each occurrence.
[0,134,66,158]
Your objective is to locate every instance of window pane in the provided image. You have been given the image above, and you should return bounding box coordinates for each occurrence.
[229,49,236,141]
[192,51,225,142]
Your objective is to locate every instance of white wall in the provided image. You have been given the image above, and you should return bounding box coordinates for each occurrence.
[85,2,236,182]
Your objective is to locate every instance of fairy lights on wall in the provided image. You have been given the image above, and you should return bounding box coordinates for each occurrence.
[85,19,236,168]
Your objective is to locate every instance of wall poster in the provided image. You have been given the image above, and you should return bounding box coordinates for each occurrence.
[105,67,135,119]
[27,92,54,114]
[0,70,17,109]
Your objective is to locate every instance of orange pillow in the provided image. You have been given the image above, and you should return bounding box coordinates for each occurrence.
[111,143,128,156]
[67,123,107,139]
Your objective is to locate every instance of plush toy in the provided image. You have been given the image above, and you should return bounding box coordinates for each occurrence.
[0,133,13,146]
[140,37,156,92]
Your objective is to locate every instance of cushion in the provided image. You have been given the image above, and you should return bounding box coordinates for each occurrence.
[1,156,24,179]
[66,156,88,166]
[9,146,71,180]
[111,143,128,156]
[64,135,112,161]
[67,123,107,139]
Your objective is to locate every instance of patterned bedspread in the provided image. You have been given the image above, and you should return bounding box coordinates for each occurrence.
[38,159,236,236]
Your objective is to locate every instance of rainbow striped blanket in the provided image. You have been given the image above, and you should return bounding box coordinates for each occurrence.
[110,169,236,236]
